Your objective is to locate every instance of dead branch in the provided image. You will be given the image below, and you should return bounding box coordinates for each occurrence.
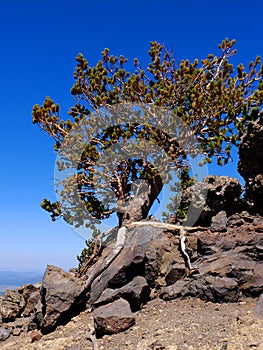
[84,226,127,290]
[87,323,99,350]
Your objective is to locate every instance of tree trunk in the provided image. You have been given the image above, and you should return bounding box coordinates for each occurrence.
[117,174,163,227]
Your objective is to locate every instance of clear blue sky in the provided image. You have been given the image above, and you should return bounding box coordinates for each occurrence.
[0,0,262,273]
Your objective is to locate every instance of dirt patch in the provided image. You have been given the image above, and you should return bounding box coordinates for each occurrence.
[2,296,263,350]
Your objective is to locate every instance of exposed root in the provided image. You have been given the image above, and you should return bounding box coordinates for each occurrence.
[84,226,127,290]
[77,237,102,277]
[128,221,205,231]
[87,323,98,350]
[82,221,204,286]
[129,221,203,274]
[179,229,193,270]
[77,227,117,278]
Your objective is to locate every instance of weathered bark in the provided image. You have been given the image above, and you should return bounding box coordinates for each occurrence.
[117,174,163,227]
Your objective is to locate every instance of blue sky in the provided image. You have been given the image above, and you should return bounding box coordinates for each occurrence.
[0,0,262,273]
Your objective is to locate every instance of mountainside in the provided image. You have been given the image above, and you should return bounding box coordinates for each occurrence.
[1,211,263,349]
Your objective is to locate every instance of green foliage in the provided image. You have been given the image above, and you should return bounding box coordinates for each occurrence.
[76,238,95,267]
[163,167,197,221]
[40,199,62,221]
[33,38,263,226]
[76,227,101,268]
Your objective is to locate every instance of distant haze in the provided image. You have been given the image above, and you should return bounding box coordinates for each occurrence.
[0,270,43,295]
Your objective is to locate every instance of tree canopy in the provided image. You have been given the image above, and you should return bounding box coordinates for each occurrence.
[32,38,263,232]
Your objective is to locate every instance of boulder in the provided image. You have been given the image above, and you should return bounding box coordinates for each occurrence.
[180,175,242,226]
[93,298,135,337]
[93,276,150,312]
[160,275,239,303]
[246,175,263,213]
[41,265,86,334]
[88,244,145,304]
[88,225,179,305]
[212,276,239,302]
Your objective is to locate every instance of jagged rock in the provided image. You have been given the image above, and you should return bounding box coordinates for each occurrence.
[254,293,263,320]
[0,289,25,322]
[18,283,41,317]
[211,211,227,232]
[227,213,245,227]
[247,175,263,212]
[0,283,40,324]
[88,244,145,304]
[27,300,44,331]
[180,175,242,226]
[165,263,186,286]
[93,276,150,312]
[144,232,178,288]
[93,298,135,337]
[0,327,11,341]
[197,234,220,256]
[238,119,263,180]
[160,275,239,303]
[238,119,263,213]
[88,225,179,305]
[240,262,263,297]
[212,276,239,302]
[161,220,263,302]
[41,265,86,334]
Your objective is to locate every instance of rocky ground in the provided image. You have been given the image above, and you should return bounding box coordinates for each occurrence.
[1,208,263,349]
[1,296,263,350]
[1,175,263,349]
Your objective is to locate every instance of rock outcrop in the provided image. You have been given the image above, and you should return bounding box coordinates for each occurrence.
[0,283,40,322]
[87,225,180,305]
[180,175,242,226]
[0,289,25,322]
[160,213,263,302]
[238,118,263,213]
[1,192,263,342]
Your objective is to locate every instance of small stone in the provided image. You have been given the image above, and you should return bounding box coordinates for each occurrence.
[30,329,42,343]
[249,340,260,347]
[254,293,263,320]
[12,328,21,336]
[211,211,227,232]
[154,329,163,336]
[0,327,11,341]
[221,342,228,350]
